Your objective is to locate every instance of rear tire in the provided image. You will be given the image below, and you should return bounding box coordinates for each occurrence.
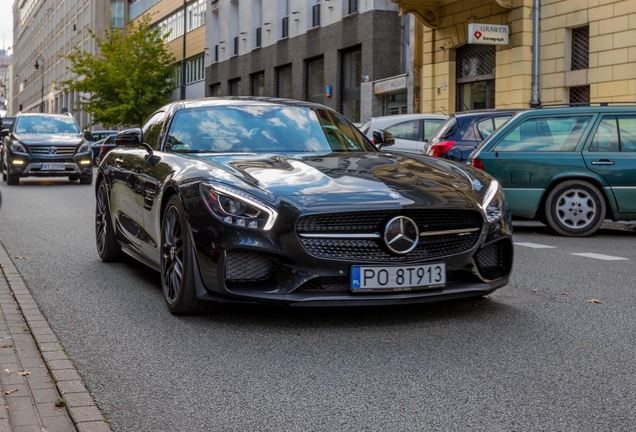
[544,180,605,237]
[161,195,214,315]
[95,181,123,261]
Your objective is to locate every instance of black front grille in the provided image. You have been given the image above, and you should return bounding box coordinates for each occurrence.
[225,251,278,282]
[474,240,512,281]
[297,210,483,263]
[297,277,350,292]
[28,145,77,155]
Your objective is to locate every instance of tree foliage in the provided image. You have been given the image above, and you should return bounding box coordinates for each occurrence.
[60,17,175,128]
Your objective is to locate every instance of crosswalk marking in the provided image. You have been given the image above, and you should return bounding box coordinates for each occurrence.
[514,242,556,249]
[570,253,629,261]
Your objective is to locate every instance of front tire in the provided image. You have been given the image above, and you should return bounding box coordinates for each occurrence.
[80,175,93,185]
[161,196,211,315]
[544,180,606,237]
[95,181,123,261]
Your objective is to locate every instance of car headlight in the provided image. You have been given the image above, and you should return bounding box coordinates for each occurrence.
[78,143,90,153]
[10,142,27,153]
[481,180,504,223]
[199,183,278,231]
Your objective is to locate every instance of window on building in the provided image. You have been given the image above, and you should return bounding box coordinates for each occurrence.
[229,78,241,96]
[282,17,289,38]
[209,83,221,97]
[253,0,262,48]
[154,0,206,43]
[571,26,589,71]
[276,64,292,98]
[311,3,321,28]
[456,44,496,110]
[110,1,124,28]
[340,47,362,123]
[278,0,289,39]
[570,85,590,105]
[251,71,265,96]
[172,54,205,88]
[347,0,358,14]
[305,57,325,104]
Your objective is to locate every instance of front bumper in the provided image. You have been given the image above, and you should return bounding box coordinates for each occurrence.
[8,151,93,178]
[189,207,513,306]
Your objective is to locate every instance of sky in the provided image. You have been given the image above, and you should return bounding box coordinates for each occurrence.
[0,0,13,51]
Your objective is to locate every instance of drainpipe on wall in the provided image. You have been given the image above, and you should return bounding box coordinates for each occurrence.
[530,0,541,107]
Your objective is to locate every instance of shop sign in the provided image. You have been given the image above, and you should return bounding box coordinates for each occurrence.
[468,23,509,45]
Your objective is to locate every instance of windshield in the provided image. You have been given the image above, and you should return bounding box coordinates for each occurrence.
[165,105,375,154]
[14,116,80,134]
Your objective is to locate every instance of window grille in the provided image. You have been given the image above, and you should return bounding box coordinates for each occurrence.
[571,26,589,71]
[251,72,265,96]
[456,44,496,81]
[340,47,362,123]
[229,78,240,96]
[305,57,324,104]
[276,64,293,98]
[570,86,590,105]
[210,83,221,97]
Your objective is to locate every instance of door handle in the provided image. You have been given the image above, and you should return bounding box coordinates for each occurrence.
[591,160,615,166]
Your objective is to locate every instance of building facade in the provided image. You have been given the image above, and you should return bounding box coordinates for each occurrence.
[393,0,636,114]
[205,0,412,123]
[0,49,11,117]
[12,0,124,128]
[132,0,208,101]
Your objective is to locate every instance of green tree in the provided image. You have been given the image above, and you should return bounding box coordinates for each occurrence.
[60,17,175,127]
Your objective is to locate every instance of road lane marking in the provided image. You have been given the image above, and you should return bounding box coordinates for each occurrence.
[570,253,629,261]
[514,242,556,249]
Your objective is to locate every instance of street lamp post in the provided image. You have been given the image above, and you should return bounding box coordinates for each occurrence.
[34,55,44,113]
[180,0,187,100]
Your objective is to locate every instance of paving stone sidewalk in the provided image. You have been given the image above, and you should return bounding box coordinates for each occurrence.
[0,242,111,432]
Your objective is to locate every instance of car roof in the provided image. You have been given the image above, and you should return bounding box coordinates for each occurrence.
[174,96,333,111]
[451,109,524,118]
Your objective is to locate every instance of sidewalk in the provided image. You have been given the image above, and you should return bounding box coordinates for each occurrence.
[0,242,111,432]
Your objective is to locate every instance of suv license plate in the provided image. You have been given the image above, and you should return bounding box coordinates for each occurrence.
[40,163,65,171]
[351,263,446,291]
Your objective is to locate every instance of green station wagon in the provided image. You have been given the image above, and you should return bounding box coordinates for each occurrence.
[469,104,636,236]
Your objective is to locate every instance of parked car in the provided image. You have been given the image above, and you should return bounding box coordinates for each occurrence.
[96,97,512,315]
[424,109,522,162]
[92,133,118,166]
[86,129,118,164]
[359,113,447,154]
[469,104,636,236]
[1,112,93,185]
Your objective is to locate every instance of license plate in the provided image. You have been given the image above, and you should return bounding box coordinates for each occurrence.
[40,163,65,171]
[351,263,446,291]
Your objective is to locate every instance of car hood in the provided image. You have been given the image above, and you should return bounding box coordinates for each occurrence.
[14,134,83,145]
[194,152,487,209]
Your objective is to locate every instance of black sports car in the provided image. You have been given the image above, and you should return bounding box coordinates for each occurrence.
[95,97,513,314]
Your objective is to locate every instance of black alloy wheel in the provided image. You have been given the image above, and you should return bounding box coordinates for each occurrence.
[95,181,123,261]
[161,195,212,315]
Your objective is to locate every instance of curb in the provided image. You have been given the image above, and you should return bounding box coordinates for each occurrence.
[0,241,112,431]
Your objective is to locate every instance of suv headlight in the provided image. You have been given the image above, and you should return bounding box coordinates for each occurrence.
[10,142,27,153]
[199,183,278,231]
[481,180,504,223]
[78,142,90,153]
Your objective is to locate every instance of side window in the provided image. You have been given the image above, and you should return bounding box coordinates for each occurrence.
[476,118,495,140]
[142,112,166,150]
[617,116,636,152]
[385,120,419,141]
[590,117,619,152]
[423,119,444,140]
[494,116,591,152]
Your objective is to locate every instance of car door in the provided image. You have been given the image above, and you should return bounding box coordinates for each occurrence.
[477,114,594,218]
[583,114,636,215]
[383,119,422,153]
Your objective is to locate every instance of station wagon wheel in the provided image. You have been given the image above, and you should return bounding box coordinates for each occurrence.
[544,180,606,237]
[95,181,123,261]
[161,196,210,315]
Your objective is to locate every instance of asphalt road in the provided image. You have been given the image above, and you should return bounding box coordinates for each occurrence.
[1,176,635,431]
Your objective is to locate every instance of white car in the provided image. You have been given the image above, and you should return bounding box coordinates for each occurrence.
[359,113,447,154]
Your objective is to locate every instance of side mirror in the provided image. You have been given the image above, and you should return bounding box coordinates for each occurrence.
[83,130,92,141]
[373,129,395,148]
[115,128,144,147]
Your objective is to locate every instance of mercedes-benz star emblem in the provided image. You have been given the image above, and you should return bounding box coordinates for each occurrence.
[48,147,58,155]
[384,216,419,255]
